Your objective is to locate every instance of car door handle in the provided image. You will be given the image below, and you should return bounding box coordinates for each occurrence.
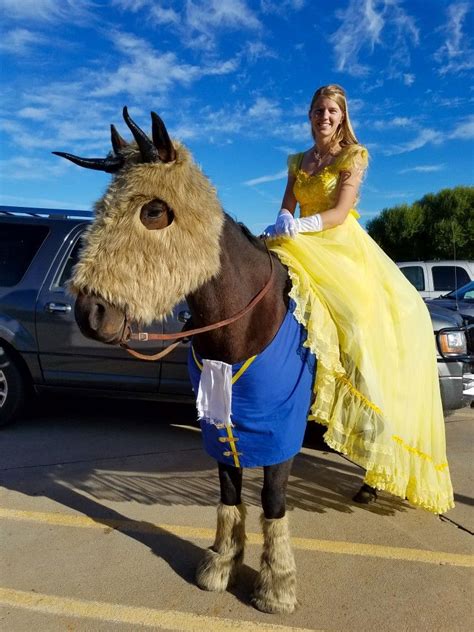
[46,302,72,313]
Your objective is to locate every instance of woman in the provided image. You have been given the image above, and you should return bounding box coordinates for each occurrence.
[264,84,454,514]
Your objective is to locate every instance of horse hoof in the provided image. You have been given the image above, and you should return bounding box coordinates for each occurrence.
[251,594,297,615]
[195,547,241,592]
[353,484,377,504]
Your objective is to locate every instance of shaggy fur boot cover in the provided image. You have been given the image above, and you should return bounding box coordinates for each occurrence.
[196,502,246,592]
[251,514,298,614]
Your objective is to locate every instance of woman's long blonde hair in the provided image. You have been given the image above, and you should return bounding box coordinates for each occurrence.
[309,84,359,147]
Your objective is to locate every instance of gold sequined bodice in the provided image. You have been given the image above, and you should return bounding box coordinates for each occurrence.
[289,145,368,219]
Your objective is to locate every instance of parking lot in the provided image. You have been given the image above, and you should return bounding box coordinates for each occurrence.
[0,397,472,631]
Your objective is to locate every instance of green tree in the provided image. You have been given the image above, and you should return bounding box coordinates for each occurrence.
[367,186,474,260]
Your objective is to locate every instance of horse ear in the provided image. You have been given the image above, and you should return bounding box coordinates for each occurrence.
[151,112,176,163]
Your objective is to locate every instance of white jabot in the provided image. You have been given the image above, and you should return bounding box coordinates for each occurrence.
[196,359,233,427]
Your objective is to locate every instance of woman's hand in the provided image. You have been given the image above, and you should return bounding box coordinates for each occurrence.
[275,208,297,237]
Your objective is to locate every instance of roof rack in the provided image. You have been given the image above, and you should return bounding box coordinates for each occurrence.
[0,205,93,220]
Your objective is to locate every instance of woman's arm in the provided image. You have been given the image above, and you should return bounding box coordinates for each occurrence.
[280,174,297,215]
[318,167,364,230]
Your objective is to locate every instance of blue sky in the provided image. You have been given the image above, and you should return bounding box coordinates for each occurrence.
[1,0,473,234]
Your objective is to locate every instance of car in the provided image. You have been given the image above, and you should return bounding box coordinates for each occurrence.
[428,281,474,322]
[1,205,472,426]
[428,281,474,404]
[397,260,474,299]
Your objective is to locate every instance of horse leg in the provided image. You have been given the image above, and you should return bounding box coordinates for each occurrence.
[196,462,246,592]
[252,457,297,614]
[353,483,378,504]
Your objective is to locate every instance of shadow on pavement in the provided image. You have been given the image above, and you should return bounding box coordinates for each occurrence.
[1,394,412,577]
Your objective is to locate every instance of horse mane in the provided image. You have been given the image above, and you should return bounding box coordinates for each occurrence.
[233,218,267,253]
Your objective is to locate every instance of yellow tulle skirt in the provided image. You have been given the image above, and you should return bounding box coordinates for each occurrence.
[269,215,454,514]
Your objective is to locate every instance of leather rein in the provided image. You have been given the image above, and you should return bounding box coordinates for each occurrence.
[120,247,275,362]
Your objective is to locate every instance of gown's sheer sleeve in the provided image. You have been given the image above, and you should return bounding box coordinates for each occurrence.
[337,145,369,177]
[287,152,304,177]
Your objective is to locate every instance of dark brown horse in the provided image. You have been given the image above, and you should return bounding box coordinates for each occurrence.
[55,108,371,614]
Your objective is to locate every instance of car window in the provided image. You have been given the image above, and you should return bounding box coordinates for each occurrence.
[0,223,49,286]
[400,266,425,291]
[433,266,470,292]
[461,287,474,300]
[55,239,83,288]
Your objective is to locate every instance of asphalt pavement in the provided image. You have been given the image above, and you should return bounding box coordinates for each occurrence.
[0,396,472,631]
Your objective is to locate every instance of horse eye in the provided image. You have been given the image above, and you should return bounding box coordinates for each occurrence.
[140,199,174,230]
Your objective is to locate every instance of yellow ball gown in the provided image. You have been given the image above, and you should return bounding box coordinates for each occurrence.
[268,145,454,514]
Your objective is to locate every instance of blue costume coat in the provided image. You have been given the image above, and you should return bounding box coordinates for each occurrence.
[188,303,316,468]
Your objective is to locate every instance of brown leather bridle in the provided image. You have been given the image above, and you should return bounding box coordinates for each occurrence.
[120,248,275,361]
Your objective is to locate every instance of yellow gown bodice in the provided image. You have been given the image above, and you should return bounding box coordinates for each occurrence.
[288,144,369,219]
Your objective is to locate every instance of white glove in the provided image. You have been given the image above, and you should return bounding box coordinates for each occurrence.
[275,208,297,237]
[294,213,323,233]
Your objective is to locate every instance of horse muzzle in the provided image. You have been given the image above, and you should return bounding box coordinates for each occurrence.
[74,292,131,345]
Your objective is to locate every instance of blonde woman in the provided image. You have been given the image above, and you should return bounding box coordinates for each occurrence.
[264,84,454,514]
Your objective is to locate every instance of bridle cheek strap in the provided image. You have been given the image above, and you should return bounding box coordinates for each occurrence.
[120,247,275,362]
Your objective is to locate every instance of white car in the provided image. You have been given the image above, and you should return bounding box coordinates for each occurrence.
[397,260,473,299]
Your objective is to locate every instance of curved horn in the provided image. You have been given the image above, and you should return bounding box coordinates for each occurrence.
[151,112,176,163]
[122,106,160,163]
[110,124,128,154]
[52,151,124,174]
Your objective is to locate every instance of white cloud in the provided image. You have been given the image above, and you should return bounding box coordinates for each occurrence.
[150,5,180,25]
[244,170,287,186]
[0,156,66,180]
[398,164,446,174]
[449,114,474,139]
[385,128,441,155]
[260,0,306,15]
[184,0,261,49]
[373,116,414,129]
[435,2,474,75]
[18,107,51,121]
[0,0,93,22]
[90,32,238,97]
[330,0,418,80]
[403,73,415,86]
[248,97,281,119]
[0,28,46,55]
[111,0,150,11]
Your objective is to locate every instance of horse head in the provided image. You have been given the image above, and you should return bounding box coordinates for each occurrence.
[54,108,224,344]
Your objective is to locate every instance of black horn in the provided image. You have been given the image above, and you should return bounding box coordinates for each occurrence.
[110,124,128,154]
[151,112,176,163]
[122,106,160,163]
[52,152,124,174]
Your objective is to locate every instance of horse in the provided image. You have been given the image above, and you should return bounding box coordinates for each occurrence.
[54,107,372,614]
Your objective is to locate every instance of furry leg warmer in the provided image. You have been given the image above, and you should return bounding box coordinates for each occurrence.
[251,514,298,614]
[196,502,246,592]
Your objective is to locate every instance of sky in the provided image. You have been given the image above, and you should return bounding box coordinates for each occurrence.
[0,0,473,234]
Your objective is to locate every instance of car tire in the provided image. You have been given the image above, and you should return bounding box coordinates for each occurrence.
[0,346,26,427]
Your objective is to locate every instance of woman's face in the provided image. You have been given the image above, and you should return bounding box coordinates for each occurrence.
[309,96,344,142]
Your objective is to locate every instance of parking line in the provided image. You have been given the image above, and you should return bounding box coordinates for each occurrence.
[1,507,473,568]
[0,587,317,631]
